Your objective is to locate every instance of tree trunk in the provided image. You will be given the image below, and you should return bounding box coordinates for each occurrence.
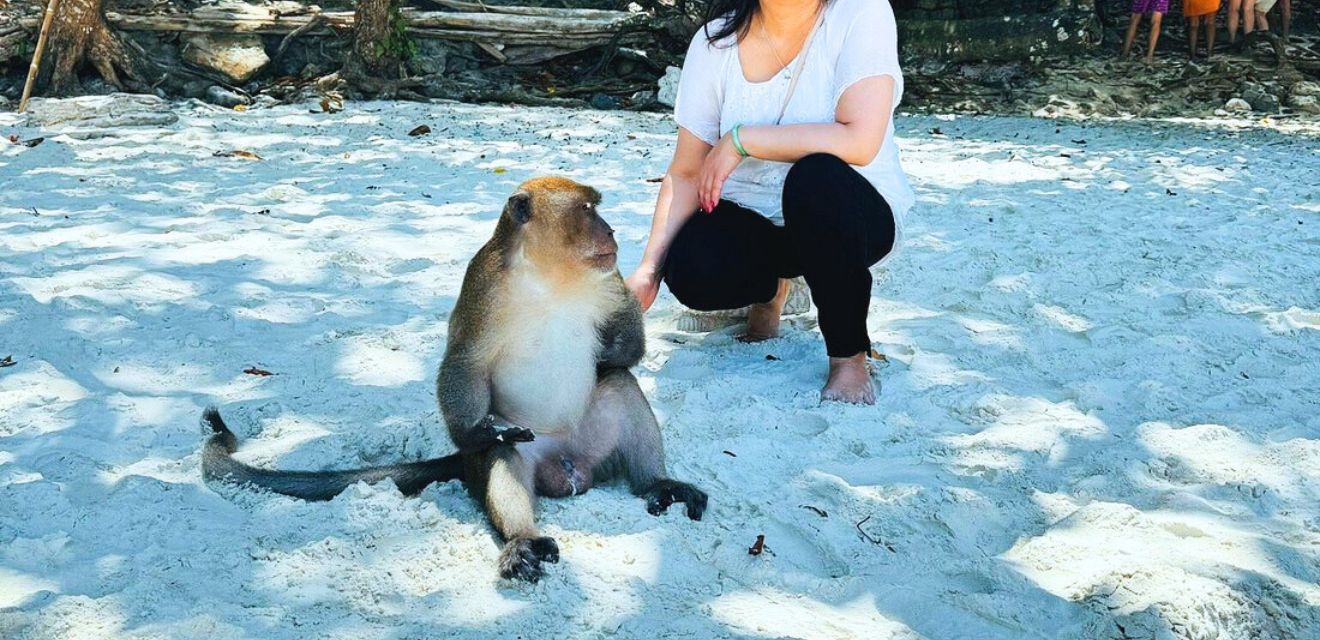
[37,0,150,95]
[342,0,409,95]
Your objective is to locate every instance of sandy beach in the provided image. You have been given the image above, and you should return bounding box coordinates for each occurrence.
[1,99,1318,639]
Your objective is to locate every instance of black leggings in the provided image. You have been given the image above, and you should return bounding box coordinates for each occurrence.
[663,153,896,358]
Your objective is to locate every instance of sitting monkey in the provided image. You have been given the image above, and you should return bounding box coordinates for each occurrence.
[203,177,707,582]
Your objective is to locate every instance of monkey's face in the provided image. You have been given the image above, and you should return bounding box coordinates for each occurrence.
[505,178,619,276]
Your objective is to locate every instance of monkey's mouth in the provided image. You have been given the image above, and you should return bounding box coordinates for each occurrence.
[588,251,618,269]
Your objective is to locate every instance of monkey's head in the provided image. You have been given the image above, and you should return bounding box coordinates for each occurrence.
[501,177,619,276]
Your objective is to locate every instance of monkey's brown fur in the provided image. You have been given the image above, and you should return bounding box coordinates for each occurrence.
[203,177,707,582]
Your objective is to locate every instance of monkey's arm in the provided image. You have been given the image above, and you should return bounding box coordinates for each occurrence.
[437,352,535,452]
[596,293,646,371]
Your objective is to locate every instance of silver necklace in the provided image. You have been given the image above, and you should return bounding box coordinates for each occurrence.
[758,9,819,79]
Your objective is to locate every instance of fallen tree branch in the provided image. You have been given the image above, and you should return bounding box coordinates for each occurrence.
[427,0,636,21]
[21,8,648,37]
[273,13,327,62]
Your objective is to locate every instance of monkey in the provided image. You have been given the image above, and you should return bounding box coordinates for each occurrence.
[203,176,707,582]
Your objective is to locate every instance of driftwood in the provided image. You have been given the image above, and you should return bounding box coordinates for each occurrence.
[427,0,638,21]
[15,6,644,50]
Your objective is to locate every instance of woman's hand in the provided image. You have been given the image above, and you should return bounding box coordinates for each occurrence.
[697,132,745,213]
[625,264,662,312]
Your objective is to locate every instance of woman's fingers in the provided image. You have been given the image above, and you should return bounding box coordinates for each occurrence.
[698,163,714,212]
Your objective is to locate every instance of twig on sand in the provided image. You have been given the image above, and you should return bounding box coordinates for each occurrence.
[799,505,828,518]
[855,515,896,552]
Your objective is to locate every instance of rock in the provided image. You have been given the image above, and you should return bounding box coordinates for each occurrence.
[1240,83,1280,113]
[180,80,210,101]
[657,66,681,108]
[205,86,249,109]
[0,95,9,110]
[24,93,178,129]
[407,41,449,77]
[1289,95,1320,115]
[183,34,270,84]
[1292,81,1320,97]
[629,90,656,108]
[590,93,622,110]
[1224,98,1252,113]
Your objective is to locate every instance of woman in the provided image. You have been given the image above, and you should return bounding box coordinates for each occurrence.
[1185,0,1220,58]
[624,0,914,405]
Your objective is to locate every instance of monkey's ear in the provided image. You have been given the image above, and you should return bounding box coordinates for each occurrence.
[504,192,532,225]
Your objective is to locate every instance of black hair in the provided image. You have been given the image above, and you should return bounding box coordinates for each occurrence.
[702,0,827,45]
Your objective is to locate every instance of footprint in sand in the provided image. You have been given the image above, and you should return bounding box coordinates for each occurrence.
[387,257,434,275]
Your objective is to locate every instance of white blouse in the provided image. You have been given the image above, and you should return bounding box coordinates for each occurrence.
[674,0,914,238]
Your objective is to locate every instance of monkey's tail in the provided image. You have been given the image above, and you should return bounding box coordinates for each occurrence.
[201,407,463,501]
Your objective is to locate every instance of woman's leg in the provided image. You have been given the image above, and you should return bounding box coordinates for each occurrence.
[1146,11,1164,63]
[1228,0,1240,41]
[1123,13,1142,57]
[1188,16,1201,58]
[782,153,896,403]
[661,200,789,312]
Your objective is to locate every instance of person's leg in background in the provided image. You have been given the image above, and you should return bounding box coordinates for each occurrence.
[1145,9,1165,63]
[781,153,896,405]
[1253,0,1270,32]
[1228,0,1241,42]
[1123,9,1144,58]
[1281,0,1291,39]
[1188,12,1202,58]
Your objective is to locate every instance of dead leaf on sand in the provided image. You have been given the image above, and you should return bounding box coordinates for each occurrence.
[214,150,262,161]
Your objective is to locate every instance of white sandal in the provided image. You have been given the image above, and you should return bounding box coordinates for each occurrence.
[675,277,811,333]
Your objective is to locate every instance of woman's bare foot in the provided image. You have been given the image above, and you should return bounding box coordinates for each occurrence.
[738,278,791,342]
[821,353,875,405]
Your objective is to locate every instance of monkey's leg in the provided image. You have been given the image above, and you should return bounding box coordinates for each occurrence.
[588,370,708,521]
[480,448,560,582]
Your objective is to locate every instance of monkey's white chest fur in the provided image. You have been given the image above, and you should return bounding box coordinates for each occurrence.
[490,271,611,434]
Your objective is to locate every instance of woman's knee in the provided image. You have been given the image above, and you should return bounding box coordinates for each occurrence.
[784,153,851,198]
[661,215,717,306]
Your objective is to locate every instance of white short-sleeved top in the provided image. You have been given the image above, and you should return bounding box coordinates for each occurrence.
[674,0,914,235]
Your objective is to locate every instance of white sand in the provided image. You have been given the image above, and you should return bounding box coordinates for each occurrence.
[1,99,1318,639]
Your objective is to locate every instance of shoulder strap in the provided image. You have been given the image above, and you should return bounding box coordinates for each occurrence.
[775,9,826,125]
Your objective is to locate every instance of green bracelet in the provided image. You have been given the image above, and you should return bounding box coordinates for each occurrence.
[731,124,749,158]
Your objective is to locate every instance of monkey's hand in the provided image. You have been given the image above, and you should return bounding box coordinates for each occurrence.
[498,536,560,583]
[642,479,708,521]
[454,415,535,453]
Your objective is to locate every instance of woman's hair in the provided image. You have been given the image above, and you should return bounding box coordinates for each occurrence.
[701,0,760,44]
[701,0,827,45]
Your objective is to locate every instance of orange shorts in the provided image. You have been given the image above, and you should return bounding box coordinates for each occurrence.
[1185,0,1221,17]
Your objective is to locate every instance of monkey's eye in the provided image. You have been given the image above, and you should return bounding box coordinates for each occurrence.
[582,202,595,213]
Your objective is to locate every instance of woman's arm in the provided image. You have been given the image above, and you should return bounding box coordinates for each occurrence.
[698,76,895,212]
[625,128,712,311]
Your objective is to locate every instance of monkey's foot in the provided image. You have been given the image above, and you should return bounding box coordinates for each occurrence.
[463,416,536,452]
[498,536,560,583]
[643,479,708,521]
[494,426,536,444]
